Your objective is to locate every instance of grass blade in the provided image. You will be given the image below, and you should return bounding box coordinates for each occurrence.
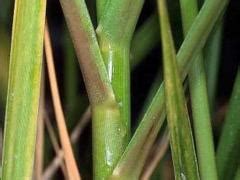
[113,0,228,177]
[179,0,218,178]
[217,69,240,180]
[158,0,199,178]
[1,0,46,178]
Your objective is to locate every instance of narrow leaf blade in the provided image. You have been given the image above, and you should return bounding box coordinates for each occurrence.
[158,0,199,179]
[2,0,46,178]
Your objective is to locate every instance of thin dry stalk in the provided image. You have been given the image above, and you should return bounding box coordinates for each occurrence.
[141,130,169,180]
[70,106,91,143]
[43,106,91,179]
[44,23,81,180]
[44,112,68,180]
[34,76,45,180]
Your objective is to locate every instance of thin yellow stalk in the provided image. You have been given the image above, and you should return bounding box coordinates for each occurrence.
[44,112,68,180]
[43,106,91,179]
[44,23,80,180]
[34,77,45,180]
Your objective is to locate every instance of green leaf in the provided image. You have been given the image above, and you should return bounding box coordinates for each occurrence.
[1,0,46,179]
[217,69,240,180]
[158,0,199,179]
[179,0,218,178]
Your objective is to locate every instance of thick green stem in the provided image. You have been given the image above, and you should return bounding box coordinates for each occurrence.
[92,98,127,179]
[1,0,46,178]
[97,38,131,143]
[179,0,218,179]
[95,1,144,178]
[96,0,145,138]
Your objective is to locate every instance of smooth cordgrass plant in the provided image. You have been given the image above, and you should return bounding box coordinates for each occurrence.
[0,0,238,179]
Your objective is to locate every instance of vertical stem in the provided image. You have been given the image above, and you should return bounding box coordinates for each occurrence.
[97,38,131,144]
[96,1,144,178]
[179,0,218,179]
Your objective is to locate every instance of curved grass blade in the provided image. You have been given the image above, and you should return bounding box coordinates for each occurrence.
[159,0,199,179]
[217,69,240,180]
[179,0,218,178]
[1,0,46,178]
